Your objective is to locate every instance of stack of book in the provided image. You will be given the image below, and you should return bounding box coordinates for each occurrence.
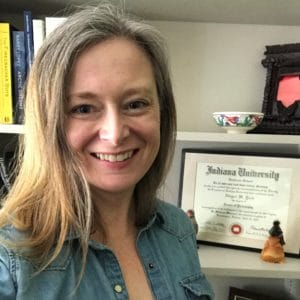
[0,11,66,125]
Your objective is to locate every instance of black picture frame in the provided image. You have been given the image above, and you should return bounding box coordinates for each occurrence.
[179,149,300,257]
[250,43,300,134]
[228,287,277,300]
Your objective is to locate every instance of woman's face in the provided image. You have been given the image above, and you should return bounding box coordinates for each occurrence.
[65,38,160,196]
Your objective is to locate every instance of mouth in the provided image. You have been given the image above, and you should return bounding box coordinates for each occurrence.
[91,150,135,162]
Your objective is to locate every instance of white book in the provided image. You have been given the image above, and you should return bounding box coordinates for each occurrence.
[32,19,45,56]
[45,17,67,37]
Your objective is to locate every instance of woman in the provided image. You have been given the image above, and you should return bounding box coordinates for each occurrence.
[0,4,214,299]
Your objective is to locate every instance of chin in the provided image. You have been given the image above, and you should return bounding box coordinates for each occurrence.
[89,181,136,195]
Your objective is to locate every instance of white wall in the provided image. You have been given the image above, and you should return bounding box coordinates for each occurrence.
[148,21,300,132]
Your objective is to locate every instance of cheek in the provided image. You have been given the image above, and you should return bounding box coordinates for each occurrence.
[145,116,161,151]
[153,123,161,146]
[65,120,90,151]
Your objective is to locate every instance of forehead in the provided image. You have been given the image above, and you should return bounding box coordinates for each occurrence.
[67,37,158,98]
[73,37,153,74]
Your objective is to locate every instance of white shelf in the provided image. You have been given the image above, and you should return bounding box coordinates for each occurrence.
[1,127,299,146]
[177,131,300,145]
[0,124,300,146]
[199,245,300,279]
[0,124,24,134]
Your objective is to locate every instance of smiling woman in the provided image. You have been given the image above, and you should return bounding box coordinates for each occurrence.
[0,3,213,299]
[65,38,161,199]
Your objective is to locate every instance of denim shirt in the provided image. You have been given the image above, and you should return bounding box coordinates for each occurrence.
[0,201,214,299]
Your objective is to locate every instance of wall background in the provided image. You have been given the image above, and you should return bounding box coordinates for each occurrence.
[148,21,300,132]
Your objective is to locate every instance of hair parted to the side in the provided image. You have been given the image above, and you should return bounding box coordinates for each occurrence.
[0,3,176,275]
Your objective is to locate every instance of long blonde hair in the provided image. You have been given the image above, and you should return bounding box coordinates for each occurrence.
[0,3,176,274]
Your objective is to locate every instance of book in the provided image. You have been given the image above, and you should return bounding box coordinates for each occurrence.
[0,172,5,194]
[0,149,16,194]
[33,19,45,56]
[0,23,14,124]
[0,155,11,192]
[12,30,26,124]
[23,10,34,72]
[45,17,67,37]
[0,174,6,205]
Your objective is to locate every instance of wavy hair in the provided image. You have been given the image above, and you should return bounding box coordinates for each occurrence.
[0,3,176,274]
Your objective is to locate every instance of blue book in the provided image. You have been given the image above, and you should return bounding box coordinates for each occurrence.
[12,31,26,124]
[23,10,34,73]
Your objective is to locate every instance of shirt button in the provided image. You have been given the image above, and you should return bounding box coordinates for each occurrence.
[114,284,123,293]
[148,262,154,269]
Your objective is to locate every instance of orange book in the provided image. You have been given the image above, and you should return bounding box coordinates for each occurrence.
[0,23,14,124]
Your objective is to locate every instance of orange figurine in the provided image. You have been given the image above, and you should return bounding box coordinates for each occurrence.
[261,220,285,263]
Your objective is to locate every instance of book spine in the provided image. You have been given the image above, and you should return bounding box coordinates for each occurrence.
[24,10,34,72]
[12,31,26,124]
[33,19,45,57]
[0,156,11,192]
[0,174,5,199]
[45,17,67,37]
[0,23,14,124]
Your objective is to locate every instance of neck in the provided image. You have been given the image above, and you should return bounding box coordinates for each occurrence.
[90,187,136,243]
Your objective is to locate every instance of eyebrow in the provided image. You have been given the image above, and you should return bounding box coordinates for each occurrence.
[123,86,157,98]
[67,92,99,101]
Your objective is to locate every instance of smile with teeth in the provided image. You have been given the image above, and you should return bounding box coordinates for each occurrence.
[93,150,134,162]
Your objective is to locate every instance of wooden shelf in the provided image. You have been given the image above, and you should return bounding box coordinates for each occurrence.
[199,244,300,279]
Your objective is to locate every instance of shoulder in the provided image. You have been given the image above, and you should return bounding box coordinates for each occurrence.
[0,224,26,241]
[156,200,188,221]
[0,225,23,267]
[0,225,27,257]
[0,227,18,297]
[155,200,194,240]
[0,225,34,272]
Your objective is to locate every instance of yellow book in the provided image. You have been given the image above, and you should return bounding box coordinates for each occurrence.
[0,23,13,124]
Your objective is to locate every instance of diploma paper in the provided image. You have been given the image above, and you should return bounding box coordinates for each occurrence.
[194,162,292,241]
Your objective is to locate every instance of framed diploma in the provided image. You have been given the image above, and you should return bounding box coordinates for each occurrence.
[179,149,300,257]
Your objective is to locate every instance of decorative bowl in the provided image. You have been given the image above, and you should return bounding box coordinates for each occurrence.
[212,112,264,134]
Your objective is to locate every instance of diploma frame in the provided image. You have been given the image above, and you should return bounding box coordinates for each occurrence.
[179,149,300,257]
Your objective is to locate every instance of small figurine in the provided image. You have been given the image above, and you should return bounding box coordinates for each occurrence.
[186,209,199,235]
[261,220,285,263]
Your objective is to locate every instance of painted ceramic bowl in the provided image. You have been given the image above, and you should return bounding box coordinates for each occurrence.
[212,112,264,134]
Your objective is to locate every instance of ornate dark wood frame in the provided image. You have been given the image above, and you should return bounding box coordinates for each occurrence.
[250,43,300,134]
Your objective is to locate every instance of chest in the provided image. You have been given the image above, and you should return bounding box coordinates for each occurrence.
[14,229,212,299]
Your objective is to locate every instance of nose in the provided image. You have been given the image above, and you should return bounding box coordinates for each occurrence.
[99,109,130,145]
